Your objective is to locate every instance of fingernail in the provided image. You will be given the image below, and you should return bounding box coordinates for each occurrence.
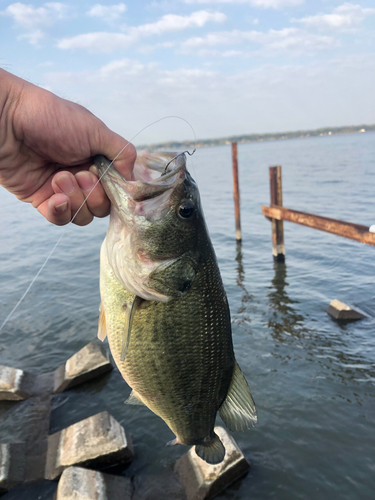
[76,173,95,191]
[55,201,68,213]
[56,174,75,194]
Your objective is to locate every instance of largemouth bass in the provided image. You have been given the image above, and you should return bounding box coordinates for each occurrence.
[94,151,257,464]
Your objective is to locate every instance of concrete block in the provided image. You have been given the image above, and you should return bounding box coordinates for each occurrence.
[53,341,113,393]
[45,412,133,480]
[0,365,31,401]
[56,466,132,500]
[327,299,367,321]
[0,443,26,492]
[175,426,250,500]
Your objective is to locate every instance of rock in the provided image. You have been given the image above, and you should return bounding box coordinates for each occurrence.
[45,412,133,480]
[53,341,113,393]
[0,365,31,401]
[0,443,26,492]
[327,299,367,321]
[174,426,250,500]
[56,466,132,500]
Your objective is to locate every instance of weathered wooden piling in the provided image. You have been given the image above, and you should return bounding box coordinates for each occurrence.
[269,166,285,262]
[232,142,242,242]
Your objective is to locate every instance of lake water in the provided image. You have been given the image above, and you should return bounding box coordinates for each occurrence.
[1,132,375,499]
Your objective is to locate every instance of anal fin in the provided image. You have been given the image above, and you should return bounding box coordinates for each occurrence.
[219,362,257,431]
[125,390,145,406]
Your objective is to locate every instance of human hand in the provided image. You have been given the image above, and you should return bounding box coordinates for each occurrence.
[0,69,136,226]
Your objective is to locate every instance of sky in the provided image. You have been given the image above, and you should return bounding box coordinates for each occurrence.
[1,0,375,145]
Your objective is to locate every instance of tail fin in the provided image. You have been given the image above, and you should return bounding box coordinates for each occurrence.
[195,433,225,465]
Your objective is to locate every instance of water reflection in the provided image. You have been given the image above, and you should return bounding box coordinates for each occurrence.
[267,262,304,341]
[234,242,254,324]
[266,262,374,387]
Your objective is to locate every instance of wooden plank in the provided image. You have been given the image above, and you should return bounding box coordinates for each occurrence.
[269,166,285,261]
[262,205,375,246]
[232,142,242,242]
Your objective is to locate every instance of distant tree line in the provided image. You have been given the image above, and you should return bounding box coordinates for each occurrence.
[138,124,375,151]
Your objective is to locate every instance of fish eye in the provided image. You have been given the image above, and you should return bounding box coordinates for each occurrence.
[178,200,195,219]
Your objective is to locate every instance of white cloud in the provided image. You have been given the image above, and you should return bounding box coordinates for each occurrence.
[87,3,127,23]
[42,54,375,145]
[100,58,147,76]
[129,10,226,36]
[1,2,69,28]
[294,3,375,31]
[17,29,44,45]
[184,0,303,8]
[181,28,337,56]
[1,2,69,45]
[58,10,226,51]
[57,32,133,51]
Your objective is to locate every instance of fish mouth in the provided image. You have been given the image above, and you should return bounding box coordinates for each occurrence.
[94,151,186,206]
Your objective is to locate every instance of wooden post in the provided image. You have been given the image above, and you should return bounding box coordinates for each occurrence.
[269,166,285,262]
[261,205,375,246]
[232,142,242,242]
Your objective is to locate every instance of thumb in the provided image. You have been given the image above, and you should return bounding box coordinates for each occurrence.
[92,125,137,180]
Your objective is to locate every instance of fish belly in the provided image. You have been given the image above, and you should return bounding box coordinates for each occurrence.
[101,248,235,445]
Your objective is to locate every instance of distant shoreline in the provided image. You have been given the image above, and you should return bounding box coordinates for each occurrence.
[139,124,375,151]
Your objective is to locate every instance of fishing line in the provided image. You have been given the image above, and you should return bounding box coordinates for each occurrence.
[0,115,197,333]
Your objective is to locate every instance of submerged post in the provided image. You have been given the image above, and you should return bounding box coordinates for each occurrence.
[232,142,242,242]
[269,166,285,262]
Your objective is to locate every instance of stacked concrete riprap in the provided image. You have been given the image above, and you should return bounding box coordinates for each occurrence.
[175,426,251,500]
[1,341,253,499]
[54,341,113,393]
[0,341,123,495]
[55,466,133,500]
[45,411,133,480]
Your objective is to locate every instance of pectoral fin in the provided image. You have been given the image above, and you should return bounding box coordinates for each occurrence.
[219,362,257,431]
[120,295,142,361]
[98,303,107,341]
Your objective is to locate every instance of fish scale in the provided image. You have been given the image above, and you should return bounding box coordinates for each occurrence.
[118,253,234,443]
[95,152,257,464]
